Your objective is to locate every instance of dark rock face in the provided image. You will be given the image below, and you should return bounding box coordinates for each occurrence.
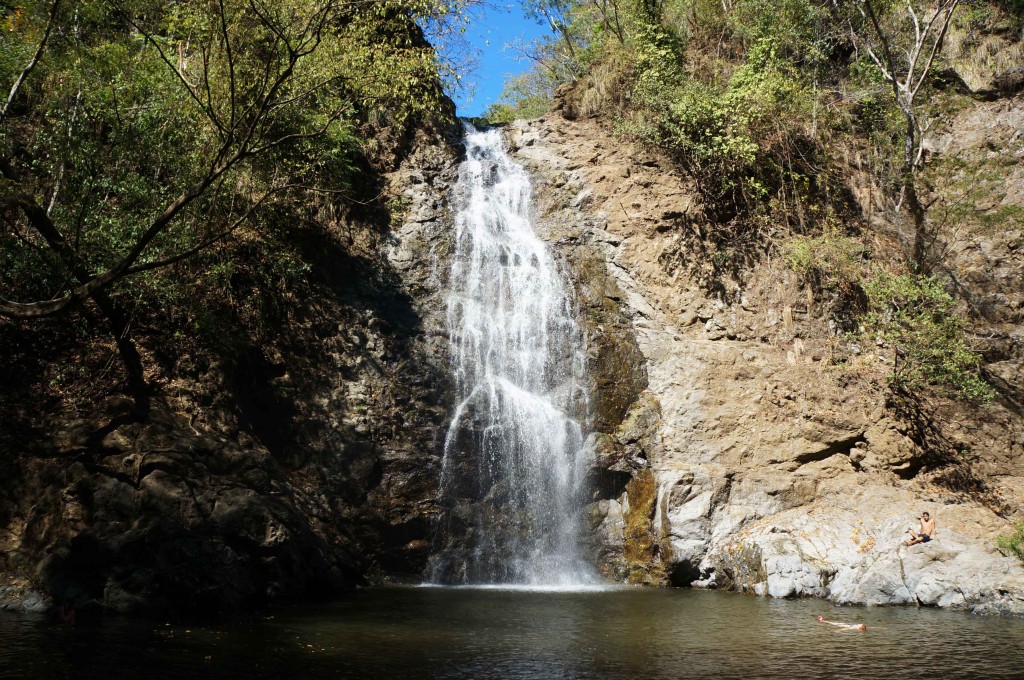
[996,66,1024,97]
[9,408,353,614]
[0,130,463,615]
[570,249,649,433]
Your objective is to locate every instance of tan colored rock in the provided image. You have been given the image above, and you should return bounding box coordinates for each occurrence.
[507,113,1024,615]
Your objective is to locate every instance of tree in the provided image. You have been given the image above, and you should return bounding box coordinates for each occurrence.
[1,0,454,411]
[523,0,582,68]
[846,0,961,273]
[3,0,371,320]
[863,271,991,402]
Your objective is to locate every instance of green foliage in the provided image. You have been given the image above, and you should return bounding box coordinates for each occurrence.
[619,31,817,215]
[1000,0,1024,25]
[997,522,1024,562]
[862,273,992,403]
[485,0,977,232]
[483,70,561,123]
[332,3,455,124]
[0,0,461,346]
[784,229,864,295]
[522,0,575,27]
[504,0,832,220]
[481,0,608,123]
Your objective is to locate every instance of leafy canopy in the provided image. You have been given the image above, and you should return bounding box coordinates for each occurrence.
[0,0,461,321]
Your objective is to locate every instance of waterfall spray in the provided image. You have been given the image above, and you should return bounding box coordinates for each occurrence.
[430,124,596,586]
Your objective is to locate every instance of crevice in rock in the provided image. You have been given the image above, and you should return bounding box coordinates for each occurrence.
[591,468,633,501]
[793,434,867,466]
[667,558,701,587]
[896,545,916,607]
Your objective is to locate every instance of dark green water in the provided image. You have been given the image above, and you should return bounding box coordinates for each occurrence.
[2,587,1023,679]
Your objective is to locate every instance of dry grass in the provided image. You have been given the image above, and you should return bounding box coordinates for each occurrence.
[945,19,1024,92]
[575,51,633,118]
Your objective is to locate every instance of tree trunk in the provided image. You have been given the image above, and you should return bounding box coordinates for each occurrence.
[90,292,150,416]
[1,184,150,415]
[901,105,929,274]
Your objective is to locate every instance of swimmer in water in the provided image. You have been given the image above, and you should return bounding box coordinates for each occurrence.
[817,615,866,631]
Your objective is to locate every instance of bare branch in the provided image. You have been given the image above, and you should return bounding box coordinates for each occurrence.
[123,185,288,275]
[231,32,284,137]
[907,0,920,44]
[249,0,294,54]
[0,293,78,318]
[200,43,219,136]
[217,0,237,132]
[247,106,348,156]
[2,0,358,320]
[911,0,960,98]
[267,74,347,114]
[1,181,89,278]
[1,0,62,122]
[860,1,902,102]
[903,1,930,92]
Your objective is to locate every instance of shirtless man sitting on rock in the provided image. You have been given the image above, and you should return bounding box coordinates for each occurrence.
[905,511,935,546]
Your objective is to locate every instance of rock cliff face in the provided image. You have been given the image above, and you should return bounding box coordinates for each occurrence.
[505,94,1024,614]
[3,92,1023,618]
[0,129,463,614]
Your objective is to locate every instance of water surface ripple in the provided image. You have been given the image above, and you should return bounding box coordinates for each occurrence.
[2,588,1023,679]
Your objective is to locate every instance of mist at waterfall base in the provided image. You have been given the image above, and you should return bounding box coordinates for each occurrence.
[427,125,597,588]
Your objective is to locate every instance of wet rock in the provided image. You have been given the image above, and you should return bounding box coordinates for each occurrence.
[0,582,48,612]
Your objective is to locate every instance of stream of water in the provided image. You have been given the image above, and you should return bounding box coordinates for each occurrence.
[3,587,1023,679]
[430,125,594,586]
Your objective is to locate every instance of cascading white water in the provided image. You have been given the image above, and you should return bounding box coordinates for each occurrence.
[430,124,596,586]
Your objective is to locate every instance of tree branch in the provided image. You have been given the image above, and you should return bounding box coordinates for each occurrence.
[911,0,960,99]
[247,106,348,156]
[858,0,902,103]
[2,0,356,320]
[123,185,288,275]
[1,0,62,123]
[217,0,237,133]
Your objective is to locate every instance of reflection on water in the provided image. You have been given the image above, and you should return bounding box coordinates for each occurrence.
[2,587,1023,679]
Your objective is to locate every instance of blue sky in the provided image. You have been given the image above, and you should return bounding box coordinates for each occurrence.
[446,3,553,117]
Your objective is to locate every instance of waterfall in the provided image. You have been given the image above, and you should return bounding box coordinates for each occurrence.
[430,124,596,586]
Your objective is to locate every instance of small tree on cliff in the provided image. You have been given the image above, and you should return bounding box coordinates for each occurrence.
[845,0,961,274]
